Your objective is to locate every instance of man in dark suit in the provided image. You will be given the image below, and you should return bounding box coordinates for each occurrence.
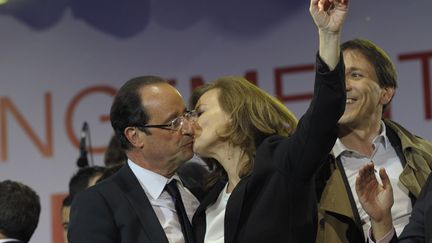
[356,163,432,242]
[68,76,203,243]
[0,180,41,243]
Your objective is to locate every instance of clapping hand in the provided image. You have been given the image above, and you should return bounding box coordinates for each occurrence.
[355,163,394,240]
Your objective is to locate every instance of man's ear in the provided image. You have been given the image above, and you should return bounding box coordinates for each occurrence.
[381,87,395,105]
[124,127,144,148]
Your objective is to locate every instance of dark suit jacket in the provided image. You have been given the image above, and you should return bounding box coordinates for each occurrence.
[68,163,204,243]
[389,173,432,243]
[192,54,346,243]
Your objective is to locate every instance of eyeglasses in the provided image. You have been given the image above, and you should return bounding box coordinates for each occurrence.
[137,110,198,131]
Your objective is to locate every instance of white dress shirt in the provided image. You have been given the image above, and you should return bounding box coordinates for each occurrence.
[128,159,200,243]
[333,121,412,238]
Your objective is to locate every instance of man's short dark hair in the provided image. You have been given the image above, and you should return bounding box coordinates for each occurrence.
[110,76,167,150]
[96,163,124,184]
[342,39,397,110]
[62,195,72,208]
[69,166,105,200]
[0,180,40,242]
[104,135,127,167]
[342,39,397,89]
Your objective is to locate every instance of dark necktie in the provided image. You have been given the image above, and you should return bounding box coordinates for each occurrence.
[165,180,196,243]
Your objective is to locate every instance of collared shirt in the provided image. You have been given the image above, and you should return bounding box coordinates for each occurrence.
[128,159,200,243]
[333,121,412,238]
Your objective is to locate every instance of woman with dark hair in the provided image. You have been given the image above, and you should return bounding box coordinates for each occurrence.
[190,0,349,242]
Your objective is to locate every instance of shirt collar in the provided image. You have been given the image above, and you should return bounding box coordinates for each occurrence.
[332,120,390,157]
[375,120,390,149]
[128,159,183,200]
[332,138,349,158]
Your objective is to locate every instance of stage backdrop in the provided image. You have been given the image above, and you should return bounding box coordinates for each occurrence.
[0,0,431,242]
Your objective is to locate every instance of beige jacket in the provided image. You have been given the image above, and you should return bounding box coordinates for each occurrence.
[316,119,432,243]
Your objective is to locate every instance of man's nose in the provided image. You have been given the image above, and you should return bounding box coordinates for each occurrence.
[180,119,195,136]
[345,79,352,91]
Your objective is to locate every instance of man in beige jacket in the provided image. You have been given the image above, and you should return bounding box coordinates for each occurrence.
[315,39,432,243]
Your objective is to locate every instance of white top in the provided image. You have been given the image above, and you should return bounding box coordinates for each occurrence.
[333,121,412,238]
[0,239,20,242]
[204,183,231,243]
[128,159,200,243]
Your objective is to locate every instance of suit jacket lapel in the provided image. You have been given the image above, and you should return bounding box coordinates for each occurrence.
[319,167,354,217]
[192,180,226,243]
[179,175,205,202]
[192,177,247,243]
[224,179,247,243]
[114,164,169,243]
